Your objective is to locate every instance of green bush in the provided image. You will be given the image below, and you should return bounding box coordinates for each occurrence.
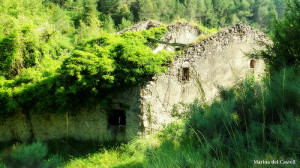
[1,141,62,168]
[0,27,172,115]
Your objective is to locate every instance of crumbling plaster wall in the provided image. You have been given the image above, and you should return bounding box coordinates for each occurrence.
[0,87,143,142]
[140,23,270,133]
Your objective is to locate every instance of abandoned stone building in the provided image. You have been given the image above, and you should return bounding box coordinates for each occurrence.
[0,22,270,142]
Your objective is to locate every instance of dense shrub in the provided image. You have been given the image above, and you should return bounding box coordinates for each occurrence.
[0,27,172,115]
[1,141,62,168]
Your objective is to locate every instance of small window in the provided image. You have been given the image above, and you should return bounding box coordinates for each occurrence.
[250,59,256,68]
[175,47,181,51]
[182,68,190,81]
[108,110,126,127]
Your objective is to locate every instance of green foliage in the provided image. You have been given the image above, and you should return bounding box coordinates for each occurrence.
[39,68,298,168]
[42,0,287,31]
[102,15,116,33]
[1,1,297,167]
[0,0,73,78]
[1,141,62,168]
[61,27,171,92]
[0,27,172,115]
[62,68,299,167]
[256,0,300,72]
[184,68,299,166]
[118,17,133,30]
[0,0,178,115]
[98,0,284,30]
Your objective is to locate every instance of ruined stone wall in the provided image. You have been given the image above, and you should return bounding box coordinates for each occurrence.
[0,87,143,142]
[163,22,200,44]
[0,23,270,142]
[119,21,201,53]
[140,23,270,133]
[153,22,200,53]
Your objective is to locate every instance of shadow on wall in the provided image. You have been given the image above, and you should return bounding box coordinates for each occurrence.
[0,88,143,143]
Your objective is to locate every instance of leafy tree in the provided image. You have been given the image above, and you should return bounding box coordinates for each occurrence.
[118,17,133,30]
[250,0,278,30]
[195,0,207,24]
[274,0,287,18]
[97,0,119,15]
[102,15,116,33]
[258,0,300,71]
[0,0,72,78]
[234,0,252,23]
[185,0,197,21]
[138,0,156,20]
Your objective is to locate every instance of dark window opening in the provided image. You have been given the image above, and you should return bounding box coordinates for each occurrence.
[108,110,126,127]
[250,59,256,68]
[175,47,181,51]
[182,68,190,81]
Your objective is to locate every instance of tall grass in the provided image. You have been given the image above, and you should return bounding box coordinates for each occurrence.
[145,67,299,167]
[1,68,299,168]
[62,66,299,168]
[182,68,299,166]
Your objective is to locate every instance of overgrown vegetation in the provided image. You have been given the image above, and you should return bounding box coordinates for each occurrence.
[0,27,172,115]
[0,0,299,168]
[10,69,296,168]
[253,0,300,72]
[0,0,173,115]
[0,0,288,115]
[0,141,62,168]
[58,66,298,168]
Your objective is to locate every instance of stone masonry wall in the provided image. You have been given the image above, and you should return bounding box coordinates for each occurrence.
[140,23,270,133]
[0,87,143,142]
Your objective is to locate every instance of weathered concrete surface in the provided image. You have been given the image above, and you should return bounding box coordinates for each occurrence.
[0,23,270,142]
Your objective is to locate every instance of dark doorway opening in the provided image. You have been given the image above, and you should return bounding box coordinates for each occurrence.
[108,110,126,127]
